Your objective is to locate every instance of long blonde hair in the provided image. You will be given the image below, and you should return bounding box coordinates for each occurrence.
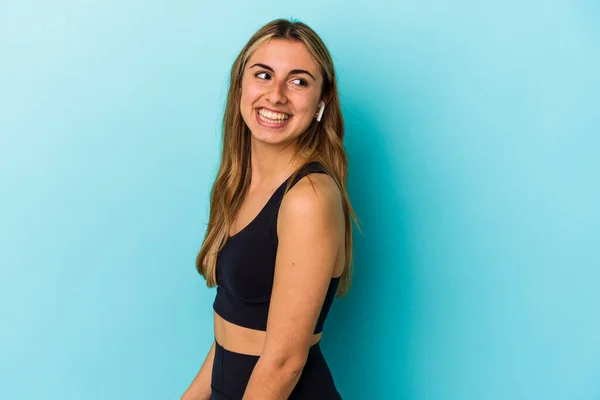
[196,19,358,296]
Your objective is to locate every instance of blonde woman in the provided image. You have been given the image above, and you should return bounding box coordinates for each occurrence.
[181,19,357,400]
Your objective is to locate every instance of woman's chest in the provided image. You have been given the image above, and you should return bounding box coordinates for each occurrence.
[216,228,279,301]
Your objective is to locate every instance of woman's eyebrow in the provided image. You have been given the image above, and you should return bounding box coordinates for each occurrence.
[249,63,317,81]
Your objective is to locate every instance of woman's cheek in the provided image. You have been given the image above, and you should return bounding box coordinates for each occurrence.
[295,98,315,117]
[244,83,259,97]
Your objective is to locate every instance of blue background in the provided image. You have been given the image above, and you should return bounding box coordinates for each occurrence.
[1,1,599,399]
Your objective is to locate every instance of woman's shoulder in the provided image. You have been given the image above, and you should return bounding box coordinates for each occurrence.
[276,165,345,249]
[280,171,342,222]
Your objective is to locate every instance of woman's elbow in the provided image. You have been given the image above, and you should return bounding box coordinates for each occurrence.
[261,351,308,378]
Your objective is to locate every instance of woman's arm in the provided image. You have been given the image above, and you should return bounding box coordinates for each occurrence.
[242,174,344,399]
[180,341,216,400]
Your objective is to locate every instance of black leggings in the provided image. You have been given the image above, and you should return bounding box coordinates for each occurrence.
[211,339,342,399]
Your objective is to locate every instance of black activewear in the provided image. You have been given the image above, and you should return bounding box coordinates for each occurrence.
[213,161,340,333]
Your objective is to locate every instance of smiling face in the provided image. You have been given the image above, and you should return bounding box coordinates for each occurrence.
[240,39,324,148]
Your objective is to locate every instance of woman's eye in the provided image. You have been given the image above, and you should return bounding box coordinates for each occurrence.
[255,71,271,80]
[291,78,308,87]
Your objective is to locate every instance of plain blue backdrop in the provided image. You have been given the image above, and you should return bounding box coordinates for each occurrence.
[1,1,599,399]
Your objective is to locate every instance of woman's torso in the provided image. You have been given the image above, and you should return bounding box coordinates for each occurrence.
[213,162,345,356]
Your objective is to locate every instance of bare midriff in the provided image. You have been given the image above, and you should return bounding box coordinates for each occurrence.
[214,312,323,356]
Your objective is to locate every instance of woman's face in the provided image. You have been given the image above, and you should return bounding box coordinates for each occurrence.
[240,39,324,147]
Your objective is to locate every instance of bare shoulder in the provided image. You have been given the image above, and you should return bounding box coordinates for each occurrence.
[281,173,342,216]
[277,172,344,243]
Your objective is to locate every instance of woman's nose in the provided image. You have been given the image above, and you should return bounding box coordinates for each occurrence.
[266,81,287,105]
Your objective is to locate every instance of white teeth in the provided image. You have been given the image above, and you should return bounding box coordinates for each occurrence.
[258,108,290,121]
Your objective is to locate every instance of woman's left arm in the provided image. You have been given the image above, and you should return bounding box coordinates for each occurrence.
[242,174,344,400]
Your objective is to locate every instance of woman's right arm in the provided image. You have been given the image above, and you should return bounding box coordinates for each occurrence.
[180,341,216,400]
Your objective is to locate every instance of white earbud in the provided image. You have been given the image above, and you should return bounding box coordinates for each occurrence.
[316,100,326,122]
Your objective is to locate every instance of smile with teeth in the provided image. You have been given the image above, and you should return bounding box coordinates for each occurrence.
[258,108,292,124]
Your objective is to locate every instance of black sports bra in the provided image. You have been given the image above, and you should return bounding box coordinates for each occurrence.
[213,161,340,334]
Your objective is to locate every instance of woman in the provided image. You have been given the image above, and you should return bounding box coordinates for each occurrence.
[181,19,358,400]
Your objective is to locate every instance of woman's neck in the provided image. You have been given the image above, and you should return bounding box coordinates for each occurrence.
[249,140,307,186]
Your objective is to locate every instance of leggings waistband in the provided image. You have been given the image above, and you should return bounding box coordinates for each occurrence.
[211,338,340,399]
